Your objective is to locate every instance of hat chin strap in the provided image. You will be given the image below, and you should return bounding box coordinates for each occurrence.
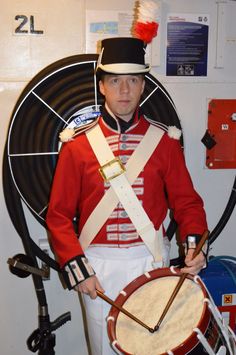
[104,103,116,119]
[96,47,104,71]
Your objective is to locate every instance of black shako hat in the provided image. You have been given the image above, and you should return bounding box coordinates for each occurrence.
[96,37,151,76]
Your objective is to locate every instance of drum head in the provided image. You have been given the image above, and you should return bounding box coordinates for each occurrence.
[107,268,210,355]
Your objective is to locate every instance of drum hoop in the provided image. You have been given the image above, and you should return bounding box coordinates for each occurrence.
[107,268,211,355]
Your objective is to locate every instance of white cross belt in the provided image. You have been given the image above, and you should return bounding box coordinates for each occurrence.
[84,123,164,263]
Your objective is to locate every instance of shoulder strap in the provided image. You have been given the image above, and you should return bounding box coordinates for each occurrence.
[80,124,164,262]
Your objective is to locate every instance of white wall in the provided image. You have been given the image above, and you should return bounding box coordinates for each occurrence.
[1,1,89,354]
[1,1,235,354]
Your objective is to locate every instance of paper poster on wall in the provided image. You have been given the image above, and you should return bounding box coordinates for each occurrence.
[166,13,209,76]
[85,10,132,53]
[85,9,161,66]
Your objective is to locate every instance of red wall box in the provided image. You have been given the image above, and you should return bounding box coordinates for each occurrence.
[206,99,236,169]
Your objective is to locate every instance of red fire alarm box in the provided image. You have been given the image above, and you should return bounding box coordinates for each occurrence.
[203,99,236,169]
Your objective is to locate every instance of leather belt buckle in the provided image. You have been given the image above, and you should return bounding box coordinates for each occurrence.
[99,157,125,182]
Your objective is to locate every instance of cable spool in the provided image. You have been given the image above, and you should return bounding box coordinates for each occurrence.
[3,54,182,262]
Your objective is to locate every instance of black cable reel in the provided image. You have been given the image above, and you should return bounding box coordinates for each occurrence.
[5,53,236,353]
[4,53,183,265]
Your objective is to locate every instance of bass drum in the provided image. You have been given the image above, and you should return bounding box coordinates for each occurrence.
[107,268,236,355]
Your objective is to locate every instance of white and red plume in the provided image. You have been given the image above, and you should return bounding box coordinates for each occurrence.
[133,0,160,44]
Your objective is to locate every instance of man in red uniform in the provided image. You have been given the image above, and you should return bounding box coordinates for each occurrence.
[46,37,208,354]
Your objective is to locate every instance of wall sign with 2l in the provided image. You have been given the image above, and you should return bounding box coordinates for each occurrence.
[14,15,44,35]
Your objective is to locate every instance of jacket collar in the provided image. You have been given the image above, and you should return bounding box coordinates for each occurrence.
[101,105,141,133]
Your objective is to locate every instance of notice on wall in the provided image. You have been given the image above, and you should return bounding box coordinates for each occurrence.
[85,8,161,66]
[85,10,133,54]
[166,13,209,76]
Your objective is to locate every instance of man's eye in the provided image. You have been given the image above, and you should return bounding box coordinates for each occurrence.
[130,78,138,83]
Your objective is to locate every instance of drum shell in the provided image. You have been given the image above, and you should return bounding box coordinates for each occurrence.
[107,268,220,355]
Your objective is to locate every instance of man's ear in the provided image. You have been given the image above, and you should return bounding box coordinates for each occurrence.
[141,78,145,94]
[99,80,105,96]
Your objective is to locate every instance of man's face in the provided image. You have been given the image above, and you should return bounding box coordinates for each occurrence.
[99,74,145,122]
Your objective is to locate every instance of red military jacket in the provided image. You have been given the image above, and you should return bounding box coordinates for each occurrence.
[46,109,207,289]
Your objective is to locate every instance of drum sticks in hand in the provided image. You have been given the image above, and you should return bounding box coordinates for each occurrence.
[154,230,209,332]
[96,289,155,333]
[96,230,209,334]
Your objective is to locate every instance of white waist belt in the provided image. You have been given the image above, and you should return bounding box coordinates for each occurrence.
[80,123,164,263]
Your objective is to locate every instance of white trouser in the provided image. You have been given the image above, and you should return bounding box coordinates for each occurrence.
[82,241,170,355]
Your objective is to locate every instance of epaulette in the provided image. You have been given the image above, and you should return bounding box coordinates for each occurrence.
[144,115,182,140]
[59,110,100,142]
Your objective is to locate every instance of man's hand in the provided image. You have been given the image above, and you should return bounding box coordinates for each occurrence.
[180,249,206,275]
[74,275,105,299]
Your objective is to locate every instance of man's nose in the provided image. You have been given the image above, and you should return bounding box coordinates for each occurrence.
[120,80,129,93]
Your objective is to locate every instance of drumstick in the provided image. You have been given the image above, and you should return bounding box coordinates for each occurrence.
[154,230,209,332]
[96,289,155,333]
